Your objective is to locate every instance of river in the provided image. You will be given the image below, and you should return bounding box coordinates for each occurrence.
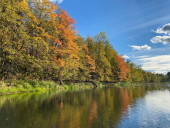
[0,84,170,128]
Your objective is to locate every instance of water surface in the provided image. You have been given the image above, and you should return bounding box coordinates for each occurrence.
[0,84,170,128]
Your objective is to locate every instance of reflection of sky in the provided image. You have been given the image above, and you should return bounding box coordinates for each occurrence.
[119,90,170,128]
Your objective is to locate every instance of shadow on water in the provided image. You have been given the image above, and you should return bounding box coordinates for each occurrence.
[0,84,169,128]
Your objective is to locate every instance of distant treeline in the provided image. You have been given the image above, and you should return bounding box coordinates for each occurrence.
[0,0,169,84]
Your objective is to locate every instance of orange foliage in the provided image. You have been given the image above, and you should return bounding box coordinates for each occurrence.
[116,56,129,81]
[49,4,58,21]
[84,45,96,72]
[57,9,79,61]
[47,8,80,79]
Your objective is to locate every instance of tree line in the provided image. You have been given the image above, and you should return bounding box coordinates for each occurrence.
[0,0,169,84]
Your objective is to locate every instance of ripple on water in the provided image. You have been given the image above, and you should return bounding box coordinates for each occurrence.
[119,90,170,128]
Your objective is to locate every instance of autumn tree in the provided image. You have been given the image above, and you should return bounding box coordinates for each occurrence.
[0,0,165,84]
[0,0,32,79]
[86,32,112,81]
[114,56,129,82]
[75,35,95,81]
[53,9,80,83]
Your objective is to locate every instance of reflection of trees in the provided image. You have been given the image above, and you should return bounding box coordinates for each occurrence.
[120,88,131,117]
[88,99,97,127]
[0,85,165,128]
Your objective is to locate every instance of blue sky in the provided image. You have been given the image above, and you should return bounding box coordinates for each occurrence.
[51,0,170,74]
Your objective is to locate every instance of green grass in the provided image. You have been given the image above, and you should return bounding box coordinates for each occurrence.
[0,80,95,95]
[1,80,142,95]
[2,80,139,95]
[114,82,137,87]
[0,80,65,95]
[63,83,93,90]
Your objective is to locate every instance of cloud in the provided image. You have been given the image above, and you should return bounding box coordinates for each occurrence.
[128,47,170,74]
[129,44,151,51]
[135,55,170,74]
[151,23,170,44]
[151,36,170,44]
[155,23,170,35]
[49,0,64,4]
[122,55,129,59]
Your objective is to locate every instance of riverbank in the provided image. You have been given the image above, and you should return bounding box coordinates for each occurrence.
[0,80,96,95]
[0,80,165,95]
[114,82,142,87]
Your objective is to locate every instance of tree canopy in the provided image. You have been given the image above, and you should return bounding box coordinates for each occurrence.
[0,0,168,83]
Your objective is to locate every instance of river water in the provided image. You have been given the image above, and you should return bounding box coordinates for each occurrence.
[0,84,170,128]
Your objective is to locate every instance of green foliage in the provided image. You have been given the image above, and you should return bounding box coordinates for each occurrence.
[0,80,63,95]
[115,82,137,87]
[167,72,170,82]
[63,83,93,91]
[0,80,95,95]
[85,32,129,82]
[0,0,167,90]
[126,61,165,83]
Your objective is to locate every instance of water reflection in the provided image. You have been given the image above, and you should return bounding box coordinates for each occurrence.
[119,90,170,128]
[0,85,169,128]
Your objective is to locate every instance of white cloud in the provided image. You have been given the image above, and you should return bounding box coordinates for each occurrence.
[151,36,170,44]
[130,44,151,51]
[49,0,64,4]
[128,47,170,74]
[151,23,170,45]
[122,55,129,59]
[155,23,170,35]
[136,55,170,74]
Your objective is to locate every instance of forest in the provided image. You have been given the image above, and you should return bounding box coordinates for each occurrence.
[0,0,169,87]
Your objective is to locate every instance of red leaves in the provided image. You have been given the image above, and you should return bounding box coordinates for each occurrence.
[84,45,96,72]
[116,56,129,81]
[58,10,76,27]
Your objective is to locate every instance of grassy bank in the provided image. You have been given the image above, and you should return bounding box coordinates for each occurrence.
[114,82,138,87]
[113,82,168,87]
[0,80,151,95]
[0,80,94,95]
